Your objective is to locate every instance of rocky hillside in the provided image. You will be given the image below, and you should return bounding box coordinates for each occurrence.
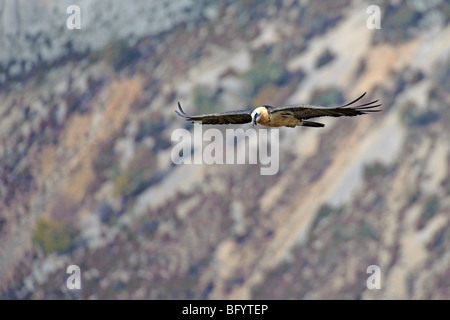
[1,0,449,299]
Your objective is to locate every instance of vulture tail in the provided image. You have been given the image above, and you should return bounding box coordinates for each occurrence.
[302,121,325,128]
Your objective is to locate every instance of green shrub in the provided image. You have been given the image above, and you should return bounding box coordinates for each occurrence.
[32,218,75,254]
[113,148,157,198]
[363,162,388,180]
[88,38,140,71]
[312,204,343,229]
[192,86,219,115]
[242,58,288,97]
[310,88,344,107]
[373,1,427,44]
[417,195,440,230]
[400,104,440,128]
[316,49,335,68]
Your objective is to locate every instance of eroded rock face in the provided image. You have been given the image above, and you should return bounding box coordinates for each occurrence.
[0,0,209,82]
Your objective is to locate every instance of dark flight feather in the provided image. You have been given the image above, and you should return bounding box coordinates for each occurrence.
[175,102,252,125]
[271,92,381,120]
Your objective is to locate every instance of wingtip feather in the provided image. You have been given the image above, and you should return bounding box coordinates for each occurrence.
[177,102,184,115]
[340,92,367,108]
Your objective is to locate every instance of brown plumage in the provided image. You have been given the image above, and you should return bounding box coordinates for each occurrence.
[175,92,381,128]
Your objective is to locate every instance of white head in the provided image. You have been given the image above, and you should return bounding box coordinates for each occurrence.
[251,107,264,126]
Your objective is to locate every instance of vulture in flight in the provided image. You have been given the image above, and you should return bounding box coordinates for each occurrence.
[175,92,381,128]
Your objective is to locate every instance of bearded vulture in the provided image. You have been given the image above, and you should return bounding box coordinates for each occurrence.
[175,92,381,128]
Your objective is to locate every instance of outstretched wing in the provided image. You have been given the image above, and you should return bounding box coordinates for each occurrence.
[271,92,381,120]
[175,102,252,125]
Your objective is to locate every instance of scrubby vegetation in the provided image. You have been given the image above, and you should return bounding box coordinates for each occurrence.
[88,38,141,72]
[192,86,219,115]
[316,49,335,68]
[113,147,158,199]
[32,218,76,254]
[417,194,440,230]
[374,0,450,44]
[400,103,440,128]
[311,204,344,230]
[310,88,344,107]
[242,58,289,97]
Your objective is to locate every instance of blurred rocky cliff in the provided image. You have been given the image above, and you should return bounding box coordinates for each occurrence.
[1,0,449,299]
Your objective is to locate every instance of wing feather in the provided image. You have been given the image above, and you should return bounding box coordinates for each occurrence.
[271,92,382,120]
[175,102,252,125]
